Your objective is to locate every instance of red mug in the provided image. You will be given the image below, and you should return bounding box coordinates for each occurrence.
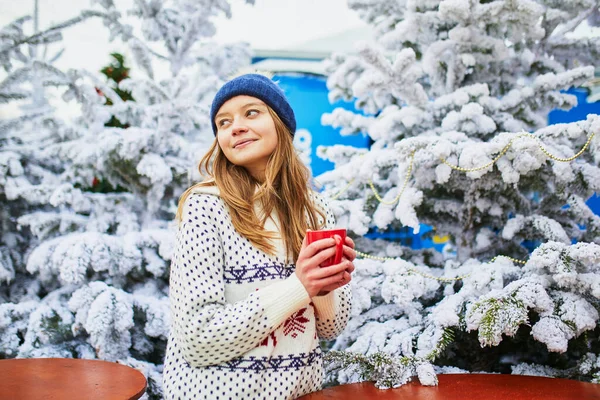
[306,228,347,267]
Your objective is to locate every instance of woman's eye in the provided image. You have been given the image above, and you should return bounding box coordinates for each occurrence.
[217,119,230,127]
[246,109,259,117]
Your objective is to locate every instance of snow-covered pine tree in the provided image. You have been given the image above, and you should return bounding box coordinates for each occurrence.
[318,0,600,388]
[0,1,250,398]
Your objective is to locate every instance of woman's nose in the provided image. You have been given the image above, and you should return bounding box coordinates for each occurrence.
[231,119,248,135]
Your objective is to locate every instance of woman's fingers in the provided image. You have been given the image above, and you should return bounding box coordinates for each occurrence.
[345,236,355,249]
[312,259,350,279]
[344,262,355,274]
[298,245,338,271]
[300,237,337,260]
[296,231,356,296]
[310,246,339,267]
[319,271,352,293]
[342,245,356,262]
[318,269,352,288]
[316,263,354,293]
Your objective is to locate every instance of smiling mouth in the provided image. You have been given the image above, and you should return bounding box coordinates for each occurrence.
[234,139,257,149]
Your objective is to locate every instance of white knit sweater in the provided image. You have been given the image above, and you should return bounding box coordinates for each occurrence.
[163,184,352,400]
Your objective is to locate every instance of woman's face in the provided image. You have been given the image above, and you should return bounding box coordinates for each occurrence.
[215,95,278,180]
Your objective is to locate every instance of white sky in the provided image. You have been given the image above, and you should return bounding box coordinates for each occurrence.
[1,0,598,75]
[0,0,597,120]
[0,0,366,119]
[0,0,366,75]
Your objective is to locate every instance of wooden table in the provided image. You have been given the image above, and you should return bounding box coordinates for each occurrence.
[0,358,147,400]
[299,373,600,399]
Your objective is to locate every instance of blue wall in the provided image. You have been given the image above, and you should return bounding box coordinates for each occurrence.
[548,88,600,216]
[548,88,598,124]
[274,73,599,248]
[273,74,370,177]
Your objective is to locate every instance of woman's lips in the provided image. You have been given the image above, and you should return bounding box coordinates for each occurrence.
[234,139,256,149]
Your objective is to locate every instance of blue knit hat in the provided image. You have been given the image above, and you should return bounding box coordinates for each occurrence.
[210,74,296,136]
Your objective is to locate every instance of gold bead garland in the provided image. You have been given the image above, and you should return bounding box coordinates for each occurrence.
[330,179,355,200]
[440,136,517,172]
[329,151,416,203]
[326,131,594,281]
[535,132,595,163]
[487,255,526,265]
[440,132,596,172]
[354,251,526,282]
[367,151,415,205]
[328,132,595,200]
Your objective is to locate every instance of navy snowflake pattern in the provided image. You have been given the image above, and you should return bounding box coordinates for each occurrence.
[163,191,352,400]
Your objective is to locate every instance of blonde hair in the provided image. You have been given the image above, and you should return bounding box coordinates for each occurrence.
[176,106,326,261]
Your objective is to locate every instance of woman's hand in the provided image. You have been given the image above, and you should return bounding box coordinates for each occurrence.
[317,236,356,296]
[295,234,356,298]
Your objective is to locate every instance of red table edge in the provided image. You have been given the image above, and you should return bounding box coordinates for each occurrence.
[298,373,600,399]
[0,358,148,400]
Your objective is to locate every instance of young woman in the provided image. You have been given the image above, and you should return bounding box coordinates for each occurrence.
[163,74,355,400]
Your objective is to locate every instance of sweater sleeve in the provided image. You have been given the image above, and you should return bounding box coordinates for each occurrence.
[313,285,352,340]
[169,194,311,368]
[310,192,353,340]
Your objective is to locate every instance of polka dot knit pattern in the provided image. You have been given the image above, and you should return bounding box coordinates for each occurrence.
[163,185,352,400]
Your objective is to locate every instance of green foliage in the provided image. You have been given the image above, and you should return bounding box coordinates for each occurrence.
[325,328,455,388]
[36,311,74,347]
[77,53,137,194]
[98,52,134,129]
[471,296,528,347]
[100,53,134,104]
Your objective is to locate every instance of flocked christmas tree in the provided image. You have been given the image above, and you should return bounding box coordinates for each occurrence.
[0,1,251,398]
[319,0,600,388]
[88,52,133,193]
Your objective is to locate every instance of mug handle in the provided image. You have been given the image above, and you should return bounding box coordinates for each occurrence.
[333,235,344,265]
